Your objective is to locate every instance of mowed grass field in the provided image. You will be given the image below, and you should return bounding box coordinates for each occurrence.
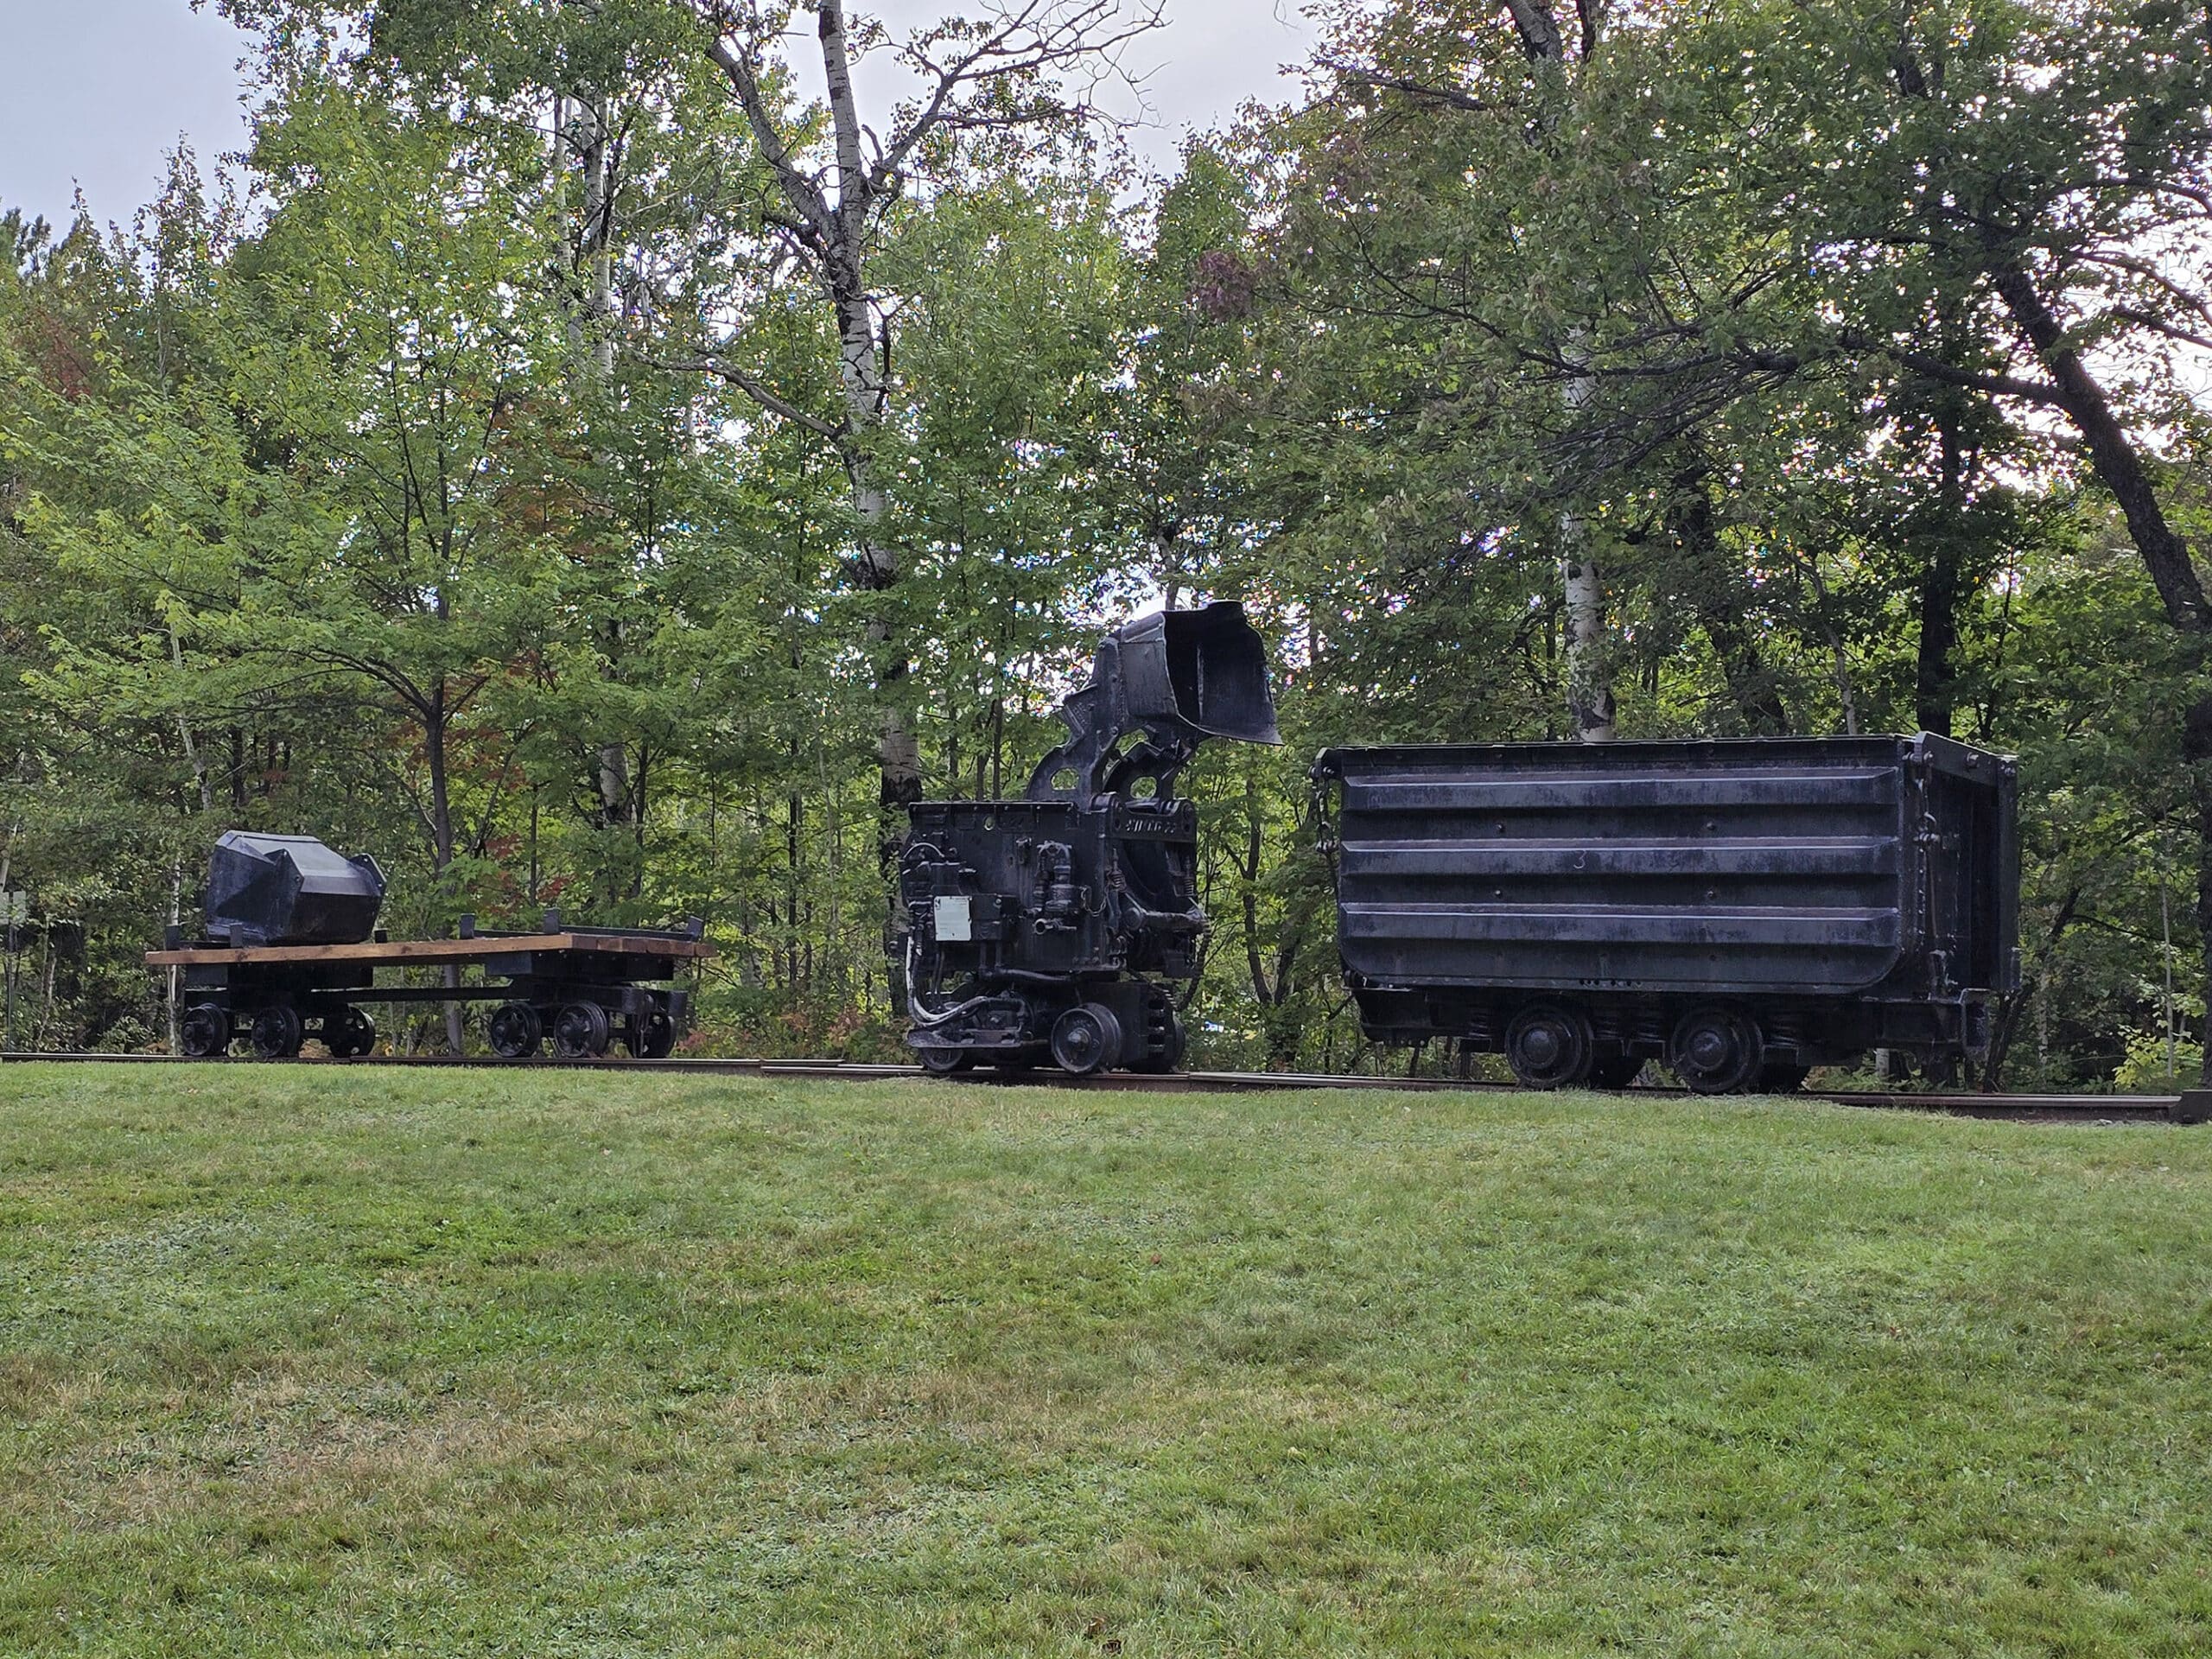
[1,1067,2208,1657]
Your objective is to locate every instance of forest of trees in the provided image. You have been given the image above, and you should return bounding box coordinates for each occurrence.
[2,0,2209,1089]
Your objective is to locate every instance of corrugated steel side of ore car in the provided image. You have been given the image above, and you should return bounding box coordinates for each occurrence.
[1311,734,2020,1091]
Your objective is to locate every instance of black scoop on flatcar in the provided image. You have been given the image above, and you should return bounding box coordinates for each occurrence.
[203,830,387,947]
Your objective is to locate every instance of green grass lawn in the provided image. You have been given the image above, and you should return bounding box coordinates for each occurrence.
[1,1066,2208,1656]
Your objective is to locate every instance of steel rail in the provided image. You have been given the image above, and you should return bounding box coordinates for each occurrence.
[0,1049,2186,1122]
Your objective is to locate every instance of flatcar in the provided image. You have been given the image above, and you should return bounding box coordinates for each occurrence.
[1311,734,2019,1090]
[150,831,708,1059]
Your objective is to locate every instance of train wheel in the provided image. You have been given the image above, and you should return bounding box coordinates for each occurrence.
[550,1001,611,1059]
[248,1004,304,1060]
[1669,1007,1764,1094]
[1050,1003,1123,1076]
[627,1007,677,1060]
[1128,989,1186,1074]
[917,1046,975,1076]
[1159,1011,1188,1071]
[327,1007,376,1058]
[179,1001,229,1058]
[1504,1002,1594,1089]
[488,1001,543,1059]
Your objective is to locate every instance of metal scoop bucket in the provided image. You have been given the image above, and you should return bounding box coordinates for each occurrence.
[1116,601,1282,746]
[1027,601,1280,800]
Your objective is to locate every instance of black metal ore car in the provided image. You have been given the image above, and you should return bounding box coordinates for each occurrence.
[898,602,1281,1075]
[1312,734,2018,1092]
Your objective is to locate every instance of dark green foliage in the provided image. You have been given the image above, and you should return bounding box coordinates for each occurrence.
[1,0,2208,1079]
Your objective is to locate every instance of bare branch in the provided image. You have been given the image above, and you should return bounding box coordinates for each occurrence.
[2064,246,2212,323]
[649,353,842,439]
[697,22,832,238]
[2103,174,2212,215]
[2101,307,2212,353]
[1889,352,2070,408]
[1837,332,2073,408]
[872,0,1164,195]
[1320,57,1490,114]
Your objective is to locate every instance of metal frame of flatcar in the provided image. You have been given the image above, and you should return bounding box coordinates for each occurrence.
[149,912,709,1060]
[1312,734,2020,1089]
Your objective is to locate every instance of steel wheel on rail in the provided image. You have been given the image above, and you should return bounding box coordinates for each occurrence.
[1049,1003,1123,1077]
[1503,1002,1595,1090]
[327,1007,376,1058]
[627,1007,677,1060]
[1127,988,1186,1074]
[248,1004,304,1060]
[550,1001,611,1059]
[1156,1010,1188,1072]
[1669,1007,1764,1094]
[487,1001,543,1059]
[179,1001,229,1059]
[916,1045,975,1076]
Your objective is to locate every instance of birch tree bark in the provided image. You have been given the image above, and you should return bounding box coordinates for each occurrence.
[682,0,1162,827]
[1505,3,1615,741]
[1558,333,1612,739]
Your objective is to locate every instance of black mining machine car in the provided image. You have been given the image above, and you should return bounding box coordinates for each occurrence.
[897,601,1281,1075]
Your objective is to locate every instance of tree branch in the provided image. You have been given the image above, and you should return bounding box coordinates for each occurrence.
[1986,261,2212,634]
[650,353,842,439]
[698,19,833,238]
[1320,57,1489,114]
[873,0,1163,194]
[2101,306,2212,353]
[1574,0,1602,60]
[1502,0,1567,63]
[1869,341,2073,408]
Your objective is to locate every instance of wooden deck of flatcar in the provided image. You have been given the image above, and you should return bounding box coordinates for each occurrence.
[145,926,716,969]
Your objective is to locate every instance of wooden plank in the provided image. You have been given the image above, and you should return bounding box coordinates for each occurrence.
[144,931,715,968]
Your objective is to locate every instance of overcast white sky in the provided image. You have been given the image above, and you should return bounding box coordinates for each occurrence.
[0,0,1315,232]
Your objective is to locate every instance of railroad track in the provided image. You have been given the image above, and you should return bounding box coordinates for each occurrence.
[0,1049,2187,1122]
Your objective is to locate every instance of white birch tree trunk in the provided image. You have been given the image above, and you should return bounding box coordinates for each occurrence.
[1560,530,1613,741]
[167,856,183,1052]
[821,2,920,812]
[1502,12,1617,741]
[1560,334,1614,740]
[687,0,1163,823]
[553,78,637,835]
[166,627,209,1052]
